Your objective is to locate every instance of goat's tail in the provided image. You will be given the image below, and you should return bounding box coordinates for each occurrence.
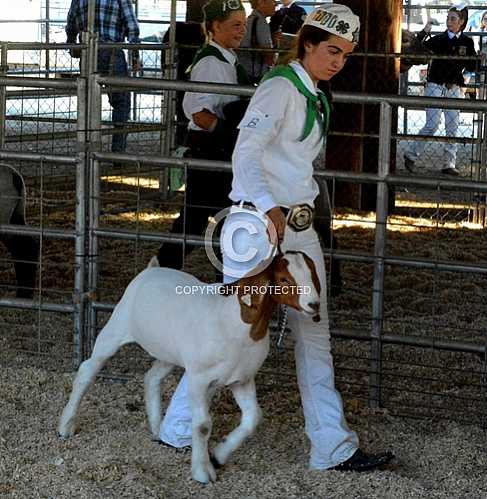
[147,256,160,268]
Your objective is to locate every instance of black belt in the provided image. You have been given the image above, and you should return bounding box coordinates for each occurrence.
[233,201,313,232]
[233,201,289,216]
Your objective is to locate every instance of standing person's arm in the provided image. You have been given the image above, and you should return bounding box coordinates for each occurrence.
[233,78,291,241]
[256,17,275,67]
[465,38,479,73]
[120,0,141,70]
[183,57,235,131]
[417,21,433,45]
[65,0,82,43]
[269,9,283,34]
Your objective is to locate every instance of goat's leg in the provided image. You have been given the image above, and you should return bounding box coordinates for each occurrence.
[58,324,127,438]
[188,377,216,484]
[212,378,262,467]
[144,360,174,440]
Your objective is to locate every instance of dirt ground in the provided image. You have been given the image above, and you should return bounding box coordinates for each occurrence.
[1,362,487,499]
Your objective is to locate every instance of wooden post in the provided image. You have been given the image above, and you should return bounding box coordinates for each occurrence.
[186,0,207,23]
[325,0,402,210]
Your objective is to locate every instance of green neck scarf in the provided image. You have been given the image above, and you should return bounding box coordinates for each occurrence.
[187,44,251,86]
[262,65,330,141]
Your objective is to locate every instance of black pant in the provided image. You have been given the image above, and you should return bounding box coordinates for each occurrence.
[157,130,234,270]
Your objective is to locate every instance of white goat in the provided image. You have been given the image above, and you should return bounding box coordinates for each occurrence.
[58,250,321,483]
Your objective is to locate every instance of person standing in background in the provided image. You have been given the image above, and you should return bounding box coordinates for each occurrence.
[476,11,487,56]
[156,0,249,270]
[66,0,141,154]
[269,0,306,40]
[404,5,477,176]
[239,0,277,83]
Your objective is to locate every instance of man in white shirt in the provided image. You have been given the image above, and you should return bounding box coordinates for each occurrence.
[239,0,276,83]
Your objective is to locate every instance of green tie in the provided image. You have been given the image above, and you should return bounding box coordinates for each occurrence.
[187,44,251,85]
[261,65,330,141]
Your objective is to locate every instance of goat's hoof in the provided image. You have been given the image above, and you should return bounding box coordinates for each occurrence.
[58,420,76,439]
[57,430,73,440]
[192,462,217,484]
[212,444,229,467]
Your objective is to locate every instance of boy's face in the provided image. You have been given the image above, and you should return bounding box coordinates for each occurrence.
[258,0,276,17]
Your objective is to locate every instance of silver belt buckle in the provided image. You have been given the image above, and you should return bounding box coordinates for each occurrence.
[287,204,314,232]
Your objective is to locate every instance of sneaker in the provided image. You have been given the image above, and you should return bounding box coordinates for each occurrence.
[404,155,417,174]
[441,167,460,176]
[332,448,394,472]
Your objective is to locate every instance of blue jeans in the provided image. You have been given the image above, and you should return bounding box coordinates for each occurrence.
[406,82,461,170]
[98,49,130,153]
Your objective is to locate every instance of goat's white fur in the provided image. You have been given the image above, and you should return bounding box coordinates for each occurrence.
[58,252,320,483]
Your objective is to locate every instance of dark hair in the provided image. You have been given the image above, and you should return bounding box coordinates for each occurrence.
[448,6,468,32]
[284,25,332,64]
[203,0,244,39]
[203,16,229,40]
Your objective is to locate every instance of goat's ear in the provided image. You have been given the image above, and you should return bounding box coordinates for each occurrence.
[240,293,252,307]
[238,296,258,323]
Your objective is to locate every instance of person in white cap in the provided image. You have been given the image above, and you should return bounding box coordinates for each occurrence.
[159,3,394,472]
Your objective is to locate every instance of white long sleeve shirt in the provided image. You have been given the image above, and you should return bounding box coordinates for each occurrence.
[230,61,323,213]
[182,41,241,131]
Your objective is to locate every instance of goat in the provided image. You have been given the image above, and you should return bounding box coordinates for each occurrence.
[0,163,39,298]
[58,250,321,483]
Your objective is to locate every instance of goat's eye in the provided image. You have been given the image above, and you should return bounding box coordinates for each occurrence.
[280,277,290,285]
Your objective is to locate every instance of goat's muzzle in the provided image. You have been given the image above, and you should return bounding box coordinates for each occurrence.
[307,301,321,323]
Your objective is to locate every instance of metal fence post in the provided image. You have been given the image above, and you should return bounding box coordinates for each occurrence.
[45,0,50,76]
[74,77,88,368]
[159,0,178,199]
[473,57,487,226]
[87,73,102,354]
[370,101,392,408]
[0,43,8,148]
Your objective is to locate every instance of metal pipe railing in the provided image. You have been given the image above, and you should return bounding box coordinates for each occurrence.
[0,151,77,163]
[370,102,392,407]
[94,151,487,193]
[0,299,74,313]
[0,224,74,239]
[73,76,87,369]
[96,75,487,113]
[0,76,77,89]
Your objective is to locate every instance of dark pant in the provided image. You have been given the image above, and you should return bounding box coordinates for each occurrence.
[157,130,234,270]
[98,49,130,153]
[314,177,342,297]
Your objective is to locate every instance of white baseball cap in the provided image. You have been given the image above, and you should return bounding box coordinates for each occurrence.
[304,4,360,44]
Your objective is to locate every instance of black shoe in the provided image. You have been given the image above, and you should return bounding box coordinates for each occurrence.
[441,167,460,176]
[404,155,417,174]
[332,449,394,472]
[157,440,191,452]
